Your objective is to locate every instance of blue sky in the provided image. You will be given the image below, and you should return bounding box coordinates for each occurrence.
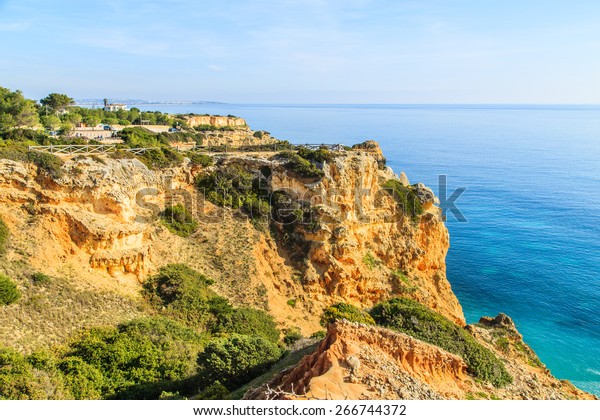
[1,0,599,103]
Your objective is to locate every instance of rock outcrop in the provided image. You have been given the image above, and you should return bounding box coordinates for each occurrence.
[245,320,594,400]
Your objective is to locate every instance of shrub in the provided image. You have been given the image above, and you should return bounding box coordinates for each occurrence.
[0,274,20,305]
[195,163,270,219]
[187,152,213,167]
[143,264,223,329]
[160,204,198,237]
[310,330,327,340]
[57,357,104,399]
[66,317,203,399]
[0,128,51,145]
[197,334,283,389]
[138,146,184,169]
[0,217,8,255]
[297,146,335,163]
[26,151,64,178]
[0,347,67,399]
[276,151,324,179]
[370,298,512,387]
[0,144,29,161]
[31,272,52,284]
[320,303,375,327]
[283,327,303,346]
[214,307,280,343]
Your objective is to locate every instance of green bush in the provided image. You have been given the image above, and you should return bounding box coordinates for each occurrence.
[310,330,327,340]
[214,307,280,343]
[31,272,52,284]
[160,204,198,237]
[297,146,335,163]
[0,274,20,305]
[382,179,423,219]
[26,151,64,178]
[283,327,303,346]
[0,128,51,145]
[320,302,375,327]
[195,163,270,219]
[143,264,225,329]
[276,151,324,179]
[370,298,512,387]
[187,152,213,167]
[0,217,8,255]
[57,357,104,399]
[137,146,184,169]
[0,143,29,161]
[0,347,68,399]
[197,334,283,390]
[66,317,203,399]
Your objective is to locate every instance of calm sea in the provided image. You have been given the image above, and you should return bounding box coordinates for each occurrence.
[138,103,600,396]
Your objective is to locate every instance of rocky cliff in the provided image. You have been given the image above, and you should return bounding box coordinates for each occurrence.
[245,320,592,400]
[0,141,593,399]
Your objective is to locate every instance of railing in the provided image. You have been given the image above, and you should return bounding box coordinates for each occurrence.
[28,144,116,154]
[189,143,346,154]
[28,145,159,155]
[28,143,347,156]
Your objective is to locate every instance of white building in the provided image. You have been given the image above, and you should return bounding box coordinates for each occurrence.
[103,99,128,112]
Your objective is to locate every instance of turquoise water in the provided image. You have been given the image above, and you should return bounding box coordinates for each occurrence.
[139,103,600,396]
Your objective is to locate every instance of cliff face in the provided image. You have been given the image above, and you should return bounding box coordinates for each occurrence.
[0,143,593,400]
[268,142,464,325]
[0,144,461,348]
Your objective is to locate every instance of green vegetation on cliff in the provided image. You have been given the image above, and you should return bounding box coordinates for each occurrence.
[320,302,375,327]
[0,264,284,400]
[0,274,20,306]
[0,217,9,255]
[371,298,513,387]
[382,179,424,219]
[195,163,271,220]
[160,204,198,237]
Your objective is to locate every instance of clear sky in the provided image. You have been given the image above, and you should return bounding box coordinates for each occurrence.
[1,0,599,103]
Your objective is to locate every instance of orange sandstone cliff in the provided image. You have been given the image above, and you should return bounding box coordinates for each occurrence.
[0,140,594,399]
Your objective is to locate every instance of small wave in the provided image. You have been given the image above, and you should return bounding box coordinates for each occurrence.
[586,368,600,377]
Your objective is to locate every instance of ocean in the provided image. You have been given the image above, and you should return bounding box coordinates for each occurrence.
[137,103,600,396]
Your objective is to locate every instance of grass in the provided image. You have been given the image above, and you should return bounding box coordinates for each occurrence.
[390,270,418,294]
[362,252,381,270]
[371,298,513,388]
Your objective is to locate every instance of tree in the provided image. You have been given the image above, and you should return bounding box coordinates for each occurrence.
[0,86,39,129]
[40,93,74,114]
[64,112,82,125]
[41,115,61,131]
[83,115,101,128]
